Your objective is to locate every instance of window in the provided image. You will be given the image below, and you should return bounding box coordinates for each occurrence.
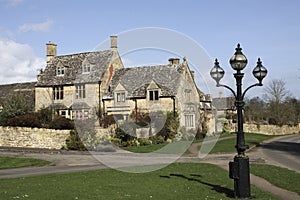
[149,90,159,101]
[73,110,89,120]
[116,92,125,102]
[57,66,65,76]
[185,114,194,128]
[83,64,90,73]
[61,111,66,118]
[53,86,64,100]
[75,84,86,99]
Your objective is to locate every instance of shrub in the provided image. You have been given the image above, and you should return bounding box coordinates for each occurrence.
[150,135,165,144]
[49,117,74,130]
[37,107,52,125]
[65,130,87,151]
[138,138,152,146]
[8,114,42,128]
[100,114,116,128]
[222,119,231,134]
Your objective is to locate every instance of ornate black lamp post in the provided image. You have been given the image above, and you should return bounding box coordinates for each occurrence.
[210,44,267,198]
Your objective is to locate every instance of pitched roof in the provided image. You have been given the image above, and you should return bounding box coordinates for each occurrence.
[36,50,114,86]
[212,97,235,110]
[107,64,185,98]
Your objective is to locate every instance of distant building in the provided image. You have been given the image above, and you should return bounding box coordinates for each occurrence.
[0,82,36,112]
[211,93,236,133]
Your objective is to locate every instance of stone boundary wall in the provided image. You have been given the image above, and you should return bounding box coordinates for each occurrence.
[0,126,70,149]
[243,124,300,135]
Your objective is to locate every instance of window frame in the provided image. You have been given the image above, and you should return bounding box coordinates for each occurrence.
[56,66,65,76]
[82,64,91,74]
[116,92,126,102]
[53,86,64,100]
[184,114,195,128]
[75,84,86,99]
[149,90,159,101]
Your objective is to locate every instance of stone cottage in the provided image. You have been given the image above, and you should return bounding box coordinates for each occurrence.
[35,36,123,119]
[35,36,210,131]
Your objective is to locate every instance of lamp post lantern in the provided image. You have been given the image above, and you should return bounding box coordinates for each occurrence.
[210,44,267,198]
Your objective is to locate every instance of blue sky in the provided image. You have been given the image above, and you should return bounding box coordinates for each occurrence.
[0,0,299,98]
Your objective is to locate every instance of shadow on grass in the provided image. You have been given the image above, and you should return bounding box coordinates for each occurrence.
[160,173,234,198]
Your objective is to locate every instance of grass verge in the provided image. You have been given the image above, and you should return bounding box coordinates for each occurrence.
[251,164,300,195]
[199,132,278,154]
[0,163,279,199]
[0,156,51,169]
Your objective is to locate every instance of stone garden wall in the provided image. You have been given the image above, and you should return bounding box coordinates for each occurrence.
[0,126,70,149]
[243,123,300,135]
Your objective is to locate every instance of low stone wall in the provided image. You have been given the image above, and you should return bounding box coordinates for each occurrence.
[243,124,300,135]
[0,126,70,149]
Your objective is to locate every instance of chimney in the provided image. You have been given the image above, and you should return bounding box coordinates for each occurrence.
[168,58,180,65]
[219,91,223,98]
[46,42,57,63]
[110,35,117,50]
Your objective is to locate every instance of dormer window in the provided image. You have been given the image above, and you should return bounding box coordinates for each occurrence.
[57,66,64,76]
[83,64,91,73]
[149,90,159,101]
[116,92,125,102]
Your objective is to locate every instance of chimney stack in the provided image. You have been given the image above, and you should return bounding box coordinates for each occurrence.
[46,42,57,63]
[168,58,180,65]
[110,35,117,50]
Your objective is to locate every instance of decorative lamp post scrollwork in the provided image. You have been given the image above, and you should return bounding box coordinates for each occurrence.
[210,44,267,198]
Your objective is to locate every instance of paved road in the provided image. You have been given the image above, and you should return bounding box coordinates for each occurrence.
[248,134,300,173]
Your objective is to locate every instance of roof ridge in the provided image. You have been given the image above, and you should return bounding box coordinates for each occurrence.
[55,49,112,58]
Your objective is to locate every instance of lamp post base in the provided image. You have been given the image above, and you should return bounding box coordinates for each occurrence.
[229,155,251,199]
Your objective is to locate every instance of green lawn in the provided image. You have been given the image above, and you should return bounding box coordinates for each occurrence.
[0,156,51,169]
[0,163,279,200]
[123,133,276,154]
[251,164,300,195]
[122,141,191,154]
[200,132,278,154]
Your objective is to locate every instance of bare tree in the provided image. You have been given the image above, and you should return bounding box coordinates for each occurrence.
[263,79,291,104]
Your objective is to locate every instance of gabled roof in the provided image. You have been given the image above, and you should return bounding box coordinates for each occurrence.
[212,97,235,110]
[107,64,184,98]
[36,50,114,86]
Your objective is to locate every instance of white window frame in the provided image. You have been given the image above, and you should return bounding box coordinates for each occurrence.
[116,92,126,102]
[185,114,195,128]
[75,84,86,99]
[57,66,65,76]
[83,64,91,74]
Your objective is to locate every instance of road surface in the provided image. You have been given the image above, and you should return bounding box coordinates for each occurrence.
[248,134,300,173]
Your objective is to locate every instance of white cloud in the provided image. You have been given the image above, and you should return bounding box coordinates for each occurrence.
[19,19,54,33]
[0,39,45,84]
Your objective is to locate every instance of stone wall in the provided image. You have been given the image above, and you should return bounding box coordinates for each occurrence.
[0,126,70,149]
[243,124,300,135]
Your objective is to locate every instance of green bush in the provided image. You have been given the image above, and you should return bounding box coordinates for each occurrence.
[222,119,231,134]
[37,107,52,125]
[8,114,42,128]
[150,135,165,144]
[49,117,74,130]
[65,130,87,151]
[138,138,152,146]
